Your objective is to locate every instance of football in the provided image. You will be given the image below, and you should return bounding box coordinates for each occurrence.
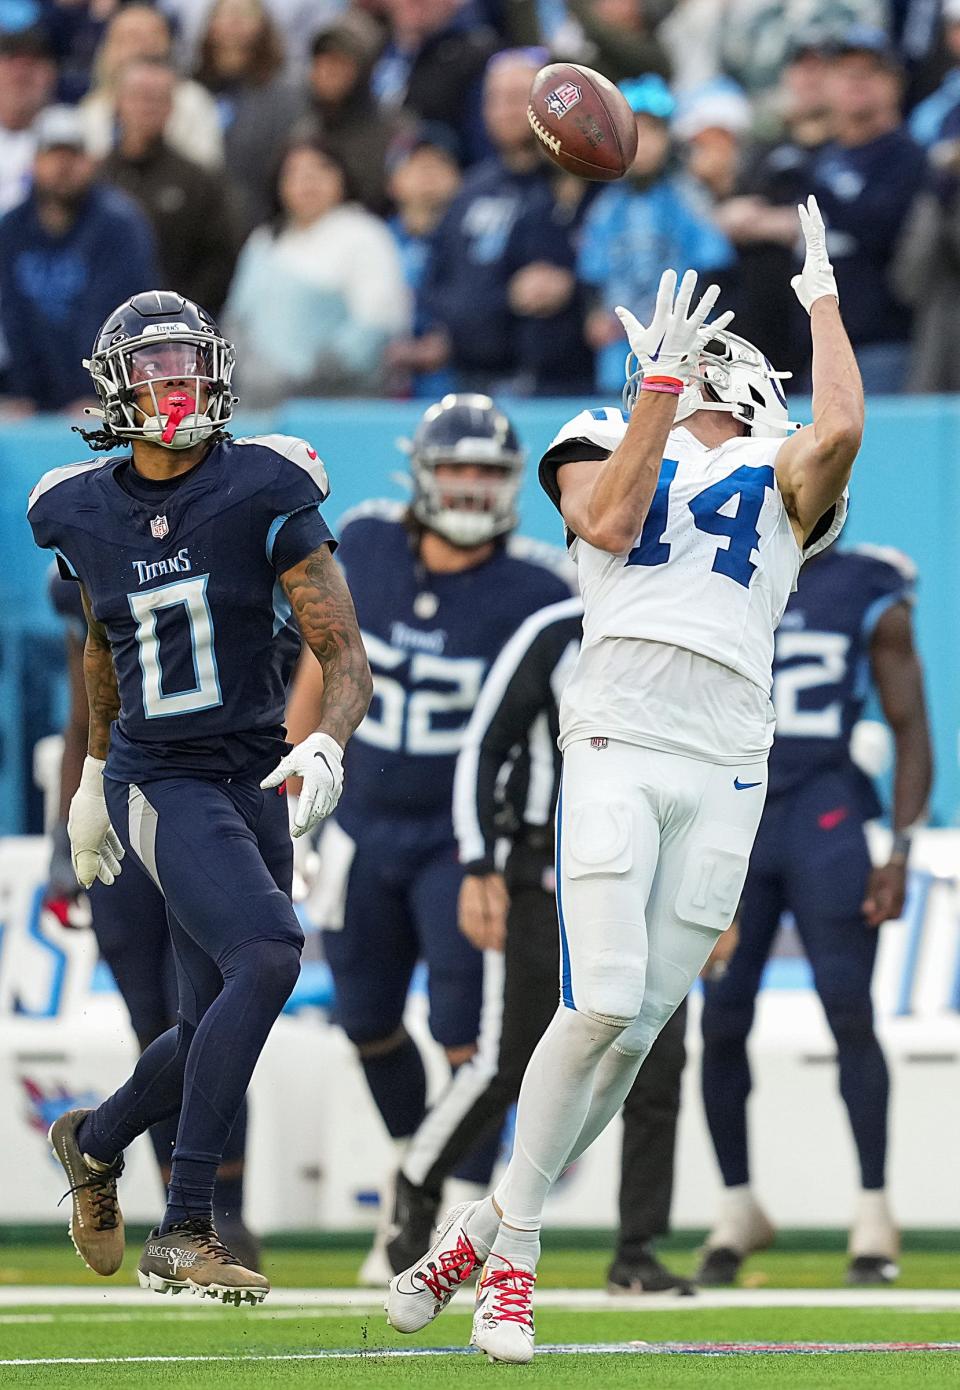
[527,62,639,181]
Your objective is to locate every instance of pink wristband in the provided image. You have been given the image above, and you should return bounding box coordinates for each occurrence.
[640,377,684,395]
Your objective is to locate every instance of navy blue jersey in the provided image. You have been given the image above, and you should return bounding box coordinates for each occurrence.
[335,502,573,824]
[30,434,334,783]
[768,545,915,798]
[47,563,304,691]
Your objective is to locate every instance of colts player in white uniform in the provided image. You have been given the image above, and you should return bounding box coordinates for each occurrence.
[387,198,863,1360]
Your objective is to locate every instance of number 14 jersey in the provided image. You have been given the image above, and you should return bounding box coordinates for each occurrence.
[539,408,846,764]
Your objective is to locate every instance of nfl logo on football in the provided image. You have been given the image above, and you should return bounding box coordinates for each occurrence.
[150,514,169,540]
[546,82,582,119]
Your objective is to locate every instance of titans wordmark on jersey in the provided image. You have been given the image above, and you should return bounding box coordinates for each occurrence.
[333,501,573,825]
[539,407,847,692]
[29,434,334,783]
[769,545,915,799]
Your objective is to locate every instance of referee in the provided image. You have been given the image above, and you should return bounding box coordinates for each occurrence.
[387,596,693,1294]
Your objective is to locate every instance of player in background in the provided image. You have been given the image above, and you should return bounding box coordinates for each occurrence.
[29,290,371,1304]
[697,542,932,1287]
[385,594,694,1298]
[283,395,572,1281]
[386,196,861,1363]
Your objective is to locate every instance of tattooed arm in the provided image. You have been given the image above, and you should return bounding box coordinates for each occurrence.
[80,586,120,760]
[280,544,372,748]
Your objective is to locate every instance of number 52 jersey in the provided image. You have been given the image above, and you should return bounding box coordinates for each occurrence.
[539,407,846,762]
[28,434,335,784]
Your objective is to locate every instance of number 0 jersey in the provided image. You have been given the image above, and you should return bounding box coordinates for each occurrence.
[539,407,846,762]
[28,434,334,784]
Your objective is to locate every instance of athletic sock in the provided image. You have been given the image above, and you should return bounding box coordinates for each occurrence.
[488,1221,541,1272]
[161,1153,217,1231]
[492,1006,622,1230]
[564,1042,645,1166]
[360,1032,427,1139]
[463,1195,501,1254]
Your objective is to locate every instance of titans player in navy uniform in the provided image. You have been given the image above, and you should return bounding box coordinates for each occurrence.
[46,563,302,1270]
[698,543,932,1287]
[29,291,371,1303]
[285,395,571,1279]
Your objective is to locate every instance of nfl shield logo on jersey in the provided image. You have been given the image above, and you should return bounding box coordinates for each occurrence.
[150,514,169,540]
[546,82,582,119]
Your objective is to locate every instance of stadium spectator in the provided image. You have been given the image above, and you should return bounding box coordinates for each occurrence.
[807,25,924,393]
[555,0,671,86]
[909,0,960,149]
[0,25,56,216]
[674,77,754,202]
[223,138,410,405]
[579,74,733,394]
[371,0,501,166]
[193,0,303,231]
[158,0,336,75]
[0,105,157,415]
[100,59,240,314]
[714,35,834,375]
[383,123,461,397]
[420,48,593,395]
[79,4,224,168]
[296,12,401,216]
[892,143,960,392]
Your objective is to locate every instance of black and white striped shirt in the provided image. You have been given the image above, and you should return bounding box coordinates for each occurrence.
[453,597,583,873]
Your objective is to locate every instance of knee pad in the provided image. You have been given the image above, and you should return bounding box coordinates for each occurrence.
[576,945,647,1029]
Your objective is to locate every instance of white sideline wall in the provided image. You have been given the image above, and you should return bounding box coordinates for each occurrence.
[1,831,958,1231]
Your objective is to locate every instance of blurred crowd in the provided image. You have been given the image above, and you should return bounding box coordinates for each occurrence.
[1,0,960,415]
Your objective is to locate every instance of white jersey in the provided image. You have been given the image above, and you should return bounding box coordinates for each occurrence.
[543,407,846,763]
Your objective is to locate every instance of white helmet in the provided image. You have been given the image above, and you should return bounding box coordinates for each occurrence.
[624,327,800,438]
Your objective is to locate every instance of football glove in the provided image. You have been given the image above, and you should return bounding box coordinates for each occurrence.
[615,268,734,382]
[791,195,838,314]
[261,732,344,838]
[67,756,124,888]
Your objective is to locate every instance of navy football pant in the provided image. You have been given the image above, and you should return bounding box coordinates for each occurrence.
[701,767,889,1191]
[81,774,302,1228]
[88,858,249,1208]
[323,812,499,1184]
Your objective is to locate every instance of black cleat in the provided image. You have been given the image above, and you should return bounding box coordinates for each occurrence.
[607,1247,696,1295]
[695,1245,743,1286]
[846,1255,900,1286]
[385,1172,441,1276]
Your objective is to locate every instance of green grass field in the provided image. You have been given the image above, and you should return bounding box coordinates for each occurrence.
[2,1238,958,1389]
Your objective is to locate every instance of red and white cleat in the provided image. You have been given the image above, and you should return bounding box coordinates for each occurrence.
[386,1201,484,1334]
[470,1254,536,1364]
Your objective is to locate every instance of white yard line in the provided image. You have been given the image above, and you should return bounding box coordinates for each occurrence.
[3,1342,960,1367]
[1,1286,958,1312]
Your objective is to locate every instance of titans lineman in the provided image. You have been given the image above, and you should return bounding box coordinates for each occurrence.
[28,291,371,1303]
[387,197,862,1361]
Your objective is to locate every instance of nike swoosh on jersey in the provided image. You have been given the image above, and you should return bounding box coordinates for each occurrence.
[818,806,849,830]
[733,778,762,791]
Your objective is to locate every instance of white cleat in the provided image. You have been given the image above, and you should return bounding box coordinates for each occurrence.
[470,1253,536,1364]
[386,1201,485,1334]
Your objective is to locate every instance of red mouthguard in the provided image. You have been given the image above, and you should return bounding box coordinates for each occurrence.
[159,392,195,444]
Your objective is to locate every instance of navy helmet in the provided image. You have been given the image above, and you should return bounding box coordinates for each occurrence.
[84,290,236,450]
[403,393,525,547]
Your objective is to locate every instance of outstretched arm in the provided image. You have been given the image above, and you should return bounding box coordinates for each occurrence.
[775,197,864,544]
[263,544,372,837]
[558,269,732,553]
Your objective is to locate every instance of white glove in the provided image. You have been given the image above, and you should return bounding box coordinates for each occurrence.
[615,268,735,382]
[791,194,838,314]
[260,732,344,838]
[67,756,124,888]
